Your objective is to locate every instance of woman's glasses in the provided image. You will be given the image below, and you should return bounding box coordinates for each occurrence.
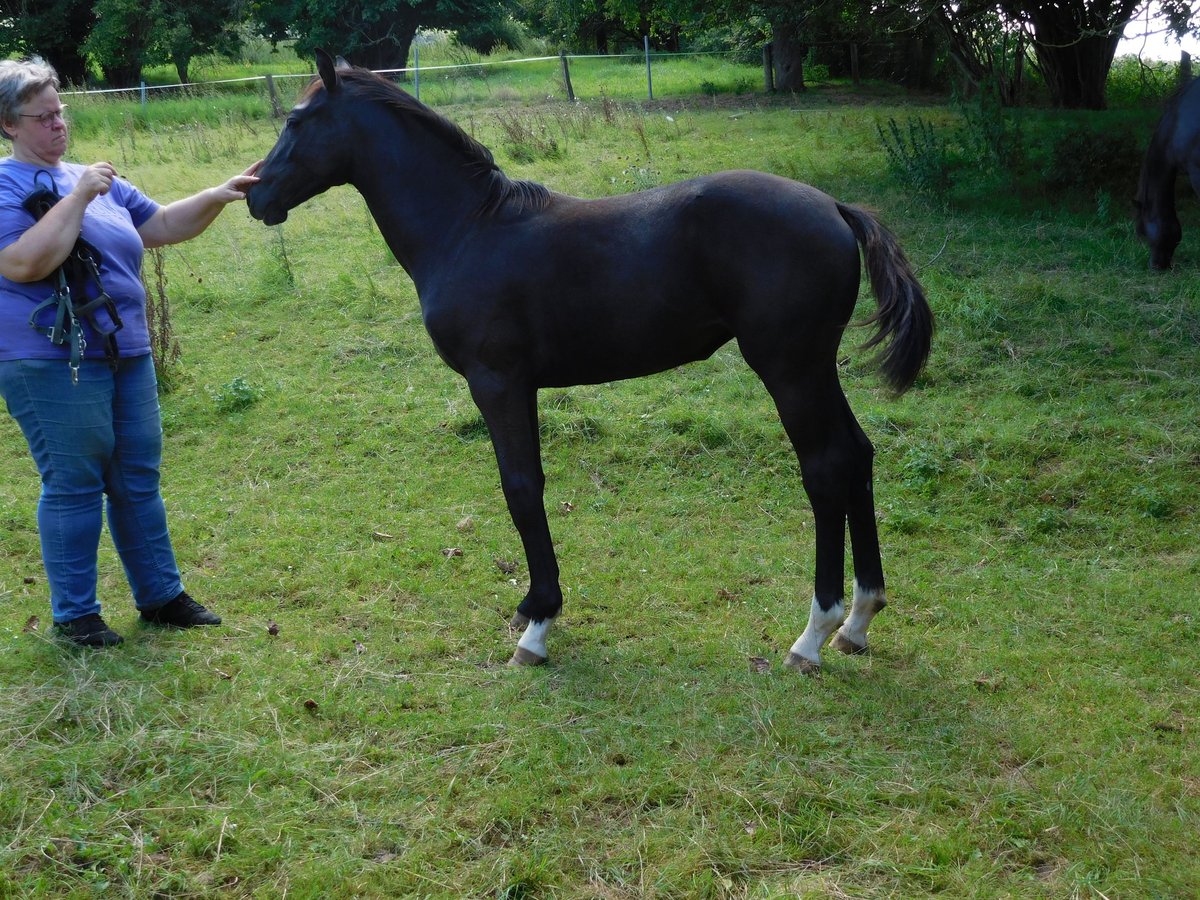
[19,107,67,128]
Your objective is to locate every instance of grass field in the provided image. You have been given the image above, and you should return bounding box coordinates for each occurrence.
[0,69,1197,897]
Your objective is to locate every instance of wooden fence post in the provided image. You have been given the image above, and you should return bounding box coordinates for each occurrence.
[763,43,775,93]
[265,74,283,118]
[850,43,860,87]
[1181,51,1192,86]
[560,50,576,102]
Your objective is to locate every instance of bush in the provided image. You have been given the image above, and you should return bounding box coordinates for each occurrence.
[1043,126,1141,194]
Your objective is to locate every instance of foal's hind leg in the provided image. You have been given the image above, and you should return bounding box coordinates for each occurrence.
[830,395,887,657]
[753,369,856,673]
[467,376,562,665]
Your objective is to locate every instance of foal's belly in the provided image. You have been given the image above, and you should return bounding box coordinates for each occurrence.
[535,324,733,388]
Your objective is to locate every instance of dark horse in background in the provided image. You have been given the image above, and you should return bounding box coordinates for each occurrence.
[1136,76,1200,269]
[247,51,933,672]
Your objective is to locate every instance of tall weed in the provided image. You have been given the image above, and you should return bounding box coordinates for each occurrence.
[494,109,563,162]
[877,115,952,204]
[955,92,1024,174]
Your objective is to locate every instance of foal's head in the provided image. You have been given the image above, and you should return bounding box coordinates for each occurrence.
[247,49,358,226]
[1134,189,1182,271]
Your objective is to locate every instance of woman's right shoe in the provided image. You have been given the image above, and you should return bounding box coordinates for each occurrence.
[54,613,124,647]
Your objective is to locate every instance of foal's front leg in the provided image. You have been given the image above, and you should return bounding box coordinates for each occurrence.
[468,376,562,665]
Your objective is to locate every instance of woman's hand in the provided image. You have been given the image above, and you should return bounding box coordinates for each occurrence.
[138,160,266,248]
[71,162,119,203]
[211,161,263,204]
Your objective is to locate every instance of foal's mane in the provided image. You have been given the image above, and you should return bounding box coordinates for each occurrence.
[313,68,551,216]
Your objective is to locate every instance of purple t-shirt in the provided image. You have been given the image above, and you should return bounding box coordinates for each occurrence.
[0,158,160,360]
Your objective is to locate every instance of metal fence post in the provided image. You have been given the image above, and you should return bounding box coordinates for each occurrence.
[414,44,420,100]
[645,36,653,100]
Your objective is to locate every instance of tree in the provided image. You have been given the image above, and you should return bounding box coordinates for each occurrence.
[936,0,1027,104]
[0,0,96,85]
[159,0,244,84]
[999,0,1141,108]
[253,0,516,73]
[85,0,157,86]
[662,0,821,91]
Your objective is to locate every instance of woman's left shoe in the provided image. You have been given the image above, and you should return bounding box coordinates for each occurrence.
[140,592,222,628]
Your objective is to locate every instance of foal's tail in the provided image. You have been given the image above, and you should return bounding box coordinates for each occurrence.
[836,202,934,395]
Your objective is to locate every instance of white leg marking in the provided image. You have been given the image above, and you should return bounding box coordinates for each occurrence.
[517,618,553,660]
[835,580,887,651]
[835,578,892,657]
[788,595,846,669]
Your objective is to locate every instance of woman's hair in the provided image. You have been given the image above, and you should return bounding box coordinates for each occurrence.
[0,56,61,142]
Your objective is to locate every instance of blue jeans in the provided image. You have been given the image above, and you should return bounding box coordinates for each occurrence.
[0,354,184,623]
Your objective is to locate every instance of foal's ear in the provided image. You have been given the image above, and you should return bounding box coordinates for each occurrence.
[315,48,340,92]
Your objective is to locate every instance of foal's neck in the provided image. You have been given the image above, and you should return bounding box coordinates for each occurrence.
[1137,131,1178,219]
[353,124,492,288]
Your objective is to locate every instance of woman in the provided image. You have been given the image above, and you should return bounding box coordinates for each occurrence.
[0,56,259,647]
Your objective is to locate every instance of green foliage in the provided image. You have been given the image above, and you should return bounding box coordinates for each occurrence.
[0,0,94,84]
[1105,54,1188,108]
[955,91,1024,174]
[1043,125,1141,194]
[455,15,529,54]
[211,375,265,412]
[877,115,952,204]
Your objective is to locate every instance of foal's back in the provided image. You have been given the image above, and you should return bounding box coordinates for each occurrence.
[439,170,864,387]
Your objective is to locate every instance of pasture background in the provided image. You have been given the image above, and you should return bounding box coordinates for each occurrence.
[0,63,1197,897]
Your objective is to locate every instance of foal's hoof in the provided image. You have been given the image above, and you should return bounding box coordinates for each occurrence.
[783,652,820,675]
[508,612,530,632]
[831,632,868,656]
[508,646,548,667]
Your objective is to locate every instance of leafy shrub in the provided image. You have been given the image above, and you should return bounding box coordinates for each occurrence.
[877,116,952,204]
[1043,126,1141,194]
[212,376,264,413]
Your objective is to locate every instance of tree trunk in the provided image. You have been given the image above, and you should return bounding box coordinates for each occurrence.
[1008,0,1141,109]
[354,29,417,73]
[48,41,91,87]
[1028,31,1119,109]
[346,10,420,73]
[102,63,143,88]
[771,19,806,92]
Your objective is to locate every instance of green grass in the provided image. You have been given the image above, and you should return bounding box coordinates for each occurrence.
[1,78,1197,897]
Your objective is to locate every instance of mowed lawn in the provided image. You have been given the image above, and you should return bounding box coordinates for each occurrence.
[0,83,1197,897]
